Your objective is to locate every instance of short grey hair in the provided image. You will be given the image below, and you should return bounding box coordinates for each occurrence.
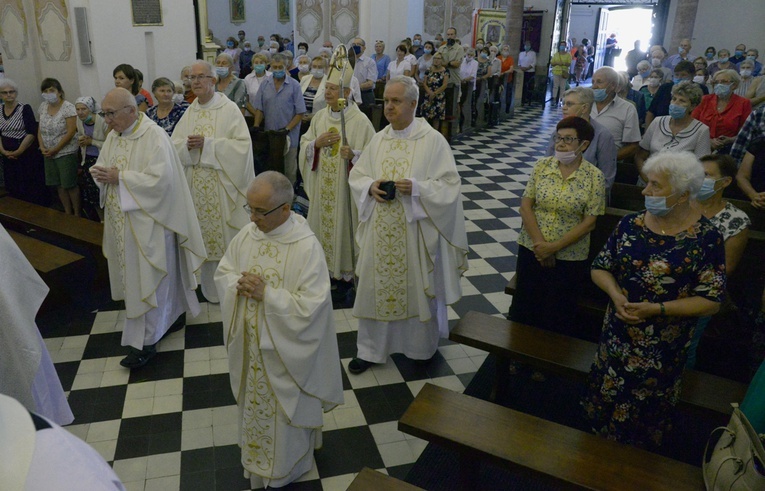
[191,60,214,76]
[739,60,755,70]
[671,81,703,108]
[216,53,234,66]
[251,171,294,206]
[637,60,650,71]
[296,55,310,65]
[283,50,294,60]
[714,69,741,86]
[564,86,594,109]
[0,78,19,91]
[271,53,287,66]
[595,66,619,87]
[642,151,704,197]
[387,75,419,102]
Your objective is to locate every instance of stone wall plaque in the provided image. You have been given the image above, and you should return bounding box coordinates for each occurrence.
[131,0,162,26]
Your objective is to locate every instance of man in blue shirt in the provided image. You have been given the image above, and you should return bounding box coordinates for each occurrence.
[253,53,306,184]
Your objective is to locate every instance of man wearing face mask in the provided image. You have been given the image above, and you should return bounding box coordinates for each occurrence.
[644,60,709,129]
[648,46,673,83]
[519,41,536,104]
[590,67,641,161]
[730,44,748,66]
[665,39,693,70]
[438,27,465,88]
[239,41,255,78]
[252,53,306,184]
[741,49,762,77]
[352,38,378,107]
[237,30,247,47]
[412,33,424,58]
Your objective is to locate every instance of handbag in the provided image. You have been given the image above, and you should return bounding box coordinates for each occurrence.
[703,403,765,490]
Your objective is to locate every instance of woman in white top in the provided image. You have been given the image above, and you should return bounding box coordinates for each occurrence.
[635,81,710,184]
[223,37,241,76]
[387,44,412,81]
[244,53,272,119]
[631,60,651,91]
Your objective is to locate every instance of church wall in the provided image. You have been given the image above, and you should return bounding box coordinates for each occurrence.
[206,0,293,49]
[567,4,598,48]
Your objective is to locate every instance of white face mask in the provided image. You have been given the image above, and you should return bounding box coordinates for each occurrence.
[693,75,705,84]
[651,58,662,67]
[311,69,324,79]
[171,93,184,104]
[298,48,306,56]
[647,78,661,87]
[42,92,59,104]
[740,69,753,78]
[298,64,309,72]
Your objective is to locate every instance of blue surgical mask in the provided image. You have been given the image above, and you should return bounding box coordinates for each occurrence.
[735,50,744,57]
[639,70,650,78]
[718,56,729,64]
[215,67,229,78]
[747,55,756,61]
[254,64,266,74]
[696,178,724,201]
[227,42,234,48]
[559,45,567,52]
[668,103,687,119]
[272,69,286,79]
[672,77,683,85]
[714,83,732,98]
[645,193,678,217]
[424,48,432,55]
[592,88,608,102]
[524,45,531,52]
[413,40,421,46]
[480,53,488,59]
[705,52,714,60]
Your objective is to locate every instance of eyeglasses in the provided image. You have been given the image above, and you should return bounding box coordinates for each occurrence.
[0,90,16,95]
[553,135,580,144]
[561,101,585,108]
[243,202,287,218]
[184,75,214,82]
[99,106,131,120]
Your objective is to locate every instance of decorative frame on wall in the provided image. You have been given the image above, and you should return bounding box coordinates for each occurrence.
[474,9,507,46]
[131,0,163,26]
[278,0,290,23]
[230,0,245,23]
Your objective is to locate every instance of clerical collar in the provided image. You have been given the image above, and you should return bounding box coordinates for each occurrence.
[265,213,296,237]
[389,118,418,139]
[330,106,348,118]
[119,115,141,137]
[198,93,220,109]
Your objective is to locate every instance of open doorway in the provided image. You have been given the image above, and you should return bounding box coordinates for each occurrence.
[595,7,654,73]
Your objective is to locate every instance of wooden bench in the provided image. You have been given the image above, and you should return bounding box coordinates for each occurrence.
[399,383,704,491]
[346,467,423,490]
[450,311,748,416]
[0,196,106,286]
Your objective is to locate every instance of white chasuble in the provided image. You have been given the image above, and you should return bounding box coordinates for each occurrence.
[215,215,343,487]
[299,104,375,280]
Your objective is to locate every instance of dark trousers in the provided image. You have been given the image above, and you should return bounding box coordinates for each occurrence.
[361,89,375,107]
[522,71,535,104]
[508,245,588,338]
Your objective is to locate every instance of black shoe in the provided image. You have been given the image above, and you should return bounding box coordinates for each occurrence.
[414,354,437,366]
[348,358,373,374]
[162,313,186,340]
[120,345,157,369]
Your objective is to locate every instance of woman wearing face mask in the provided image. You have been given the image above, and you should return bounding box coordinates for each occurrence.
[707,49,735,78]
[635,82,710,184]
[295,55,312,81]
[550,42,572,106]
[421,53,449,129]
[299,56,326,119]
[735,59,756,96]
[215,53,247,115]
[38,78,79,216]
[415,41,435,86]
[223,37,241,76]
[639,69,665,110]
[146,78,189,136]
[244,54,272,121]
[584,151,725,449]
[692,69,751,154]
[0,78,46,205]
[74,97,108,221]
[510,117,605,360]
[631,60,652,91]
[685,154,750,368]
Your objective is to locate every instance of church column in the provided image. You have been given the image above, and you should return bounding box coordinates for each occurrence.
[668,0,698,53]
[196,0,219,64]
[506,0,524,115]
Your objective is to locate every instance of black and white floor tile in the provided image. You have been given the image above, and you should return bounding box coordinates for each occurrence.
[44,104,562,490]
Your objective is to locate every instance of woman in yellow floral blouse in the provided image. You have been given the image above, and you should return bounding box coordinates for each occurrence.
[509,116,606,338]
[583,151,726,448]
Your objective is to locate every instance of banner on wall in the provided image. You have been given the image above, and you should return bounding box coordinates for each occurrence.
[472,9,544,51]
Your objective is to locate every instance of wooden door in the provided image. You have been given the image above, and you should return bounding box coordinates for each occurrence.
[594,8,609,70]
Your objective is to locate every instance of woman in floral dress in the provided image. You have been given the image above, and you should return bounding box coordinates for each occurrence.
[583,151,726,448]
[421,52,449,128]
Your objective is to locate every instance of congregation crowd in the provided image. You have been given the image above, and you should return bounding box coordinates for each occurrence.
[2,26,765,488]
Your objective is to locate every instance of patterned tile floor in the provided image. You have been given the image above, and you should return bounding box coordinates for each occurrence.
[44,103,563,490]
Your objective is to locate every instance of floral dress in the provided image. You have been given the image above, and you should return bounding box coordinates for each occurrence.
[582,212,726,448]
[146,103,189,136]
[421,69,446,120]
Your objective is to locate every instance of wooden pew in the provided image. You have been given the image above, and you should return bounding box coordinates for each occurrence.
[399,383,704,491]
[450,311,748,417]
[0,196,106,285]
[347,467,423,491]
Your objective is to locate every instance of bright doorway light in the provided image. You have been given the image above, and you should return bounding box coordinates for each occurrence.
[607,7,654,73]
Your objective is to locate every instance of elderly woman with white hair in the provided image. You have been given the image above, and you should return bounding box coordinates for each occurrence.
[215,53,247,114]
[631,60,652,91]
[583,150,726,449]
[74,96,108,221]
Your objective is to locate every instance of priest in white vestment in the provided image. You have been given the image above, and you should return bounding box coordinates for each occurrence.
[299,62,375,285]
[215,172,343,488]
[347,76,469,374]
[0,223,73,425]
[0,394,125,490]
[92,88,207,369]
[172,60,254,304]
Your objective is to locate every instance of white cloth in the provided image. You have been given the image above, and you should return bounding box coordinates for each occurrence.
[244,72,272,106]
[172,93,254,266]
[0,224,73,425]
[96,114,207,348]
[302,76,361,115]
[519,50,536,70]
[0,394,125,490]
[639,116,711,157]
[460,58,479,89]
[353,54,378,87]
[349,118,469,362]
[215,215,343,487]
[590,96,642,148]
[388,60,412,78]
[299,103,376,280]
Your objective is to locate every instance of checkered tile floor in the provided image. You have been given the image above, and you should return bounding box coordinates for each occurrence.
[43,104,562,490]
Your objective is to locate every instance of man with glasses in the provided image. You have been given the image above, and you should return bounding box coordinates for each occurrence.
[91,88,206,369]
[172,60,254,304]
[215,171,343,489]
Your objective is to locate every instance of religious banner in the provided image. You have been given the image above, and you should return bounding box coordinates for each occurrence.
[278,0,290,23]
[473,9,507,46]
